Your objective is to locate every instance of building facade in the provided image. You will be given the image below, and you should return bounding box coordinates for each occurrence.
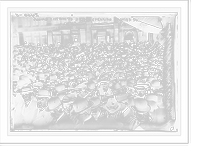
[11,15,158,47]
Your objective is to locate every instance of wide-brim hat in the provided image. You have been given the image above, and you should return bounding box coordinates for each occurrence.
[126,81,135,89]
[86,81,96,91]
[151,108,167,123]
[45,96,62,112]
[74,82,88,90]
[115,92,128,102]
[131,98,151,113]
[150,79,162,89]
[37,89,51,97]
[147,100,158,112]
[89,97,102,109]
[49,82,56,88]
[62,93,78,104]
[49,75,58,82]
[73,98,93,115]
[55,83,67,93]
[21,87,33,93]
[57,93,66,101]
[67,81,77,90]
[145,94,158,102]
[110,82,122,92]
[98,76,110,84]
[134,80,149,88]
[103,98,121,114]
[33,81,44,89]
[118,77,127,87]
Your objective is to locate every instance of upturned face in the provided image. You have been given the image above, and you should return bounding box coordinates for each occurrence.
[12,81,17,92]
[51,109,62,119]
[37,97,49,111]
[126,88,134,95]
[91,109,101,120]
[22,92,33,102]
[100,82,109,92]
[136,86,146,97]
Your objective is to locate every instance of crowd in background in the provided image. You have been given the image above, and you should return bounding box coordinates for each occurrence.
[11,42,171,131]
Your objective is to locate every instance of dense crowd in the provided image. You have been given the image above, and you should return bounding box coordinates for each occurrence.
[12,41,167,130]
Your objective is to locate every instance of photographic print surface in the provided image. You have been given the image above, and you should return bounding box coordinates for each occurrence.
[10,11,177,132]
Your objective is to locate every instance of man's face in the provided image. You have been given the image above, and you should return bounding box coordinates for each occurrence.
[126,88,134,95]
[76,89,86,97]
[13,81,17,92]
[149,70,155,77]
[37,97,49,111]
[91,107,101,119]
[22,92,33,102]
[136,86,146,97]
[51,109,62,119]
[100,82,109,92]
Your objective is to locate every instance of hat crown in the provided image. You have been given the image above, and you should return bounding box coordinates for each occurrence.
[118,78,127,86]
[87,81,96,89]
[90,97,100,107]
[126,81,134,88]
[115,92,128,102]
[33,81,44,88]
[145,94,158,102]
[48,97,61,111]
[135,80,149,87]
[134,98,150,112]
[99,76,109,83]
[57,93,66,101]
[63,93,77,102]
[22,87,33,93]
[73,98,93,113]
[37,89,50,97]
[105,99,119,110]
[111,82,122,90]
[55,83,65,91]
[151,80,161,88]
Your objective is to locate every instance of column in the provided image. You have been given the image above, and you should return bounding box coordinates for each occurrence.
[80,29,86,44]
[47,18,51,26]
[133,29,138,42]
[114,23,119,43]
[148,33,154,43]
[86,19,92,44]
[18,17,23,28]
[47,31,53,45]
[18,32,24,45]
[61,31,64,46]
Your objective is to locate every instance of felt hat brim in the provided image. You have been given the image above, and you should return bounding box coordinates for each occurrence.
[132,105,151,113]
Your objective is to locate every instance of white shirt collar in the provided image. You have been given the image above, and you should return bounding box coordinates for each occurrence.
[25,100,31,106]
[55,111,65,123]
[121,105,128,113]
[83,115,92,124]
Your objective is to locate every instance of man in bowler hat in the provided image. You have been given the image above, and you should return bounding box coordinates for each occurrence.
[73,98,102,130]
[46,96,74,130]
[32,89,52,130]
[129,98,151,131]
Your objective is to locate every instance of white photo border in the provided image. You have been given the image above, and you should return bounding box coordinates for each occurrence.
[0,0,190,144]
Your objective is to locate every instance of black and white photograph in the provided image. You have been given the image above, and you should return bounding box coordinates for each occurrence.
[0,1,188,143]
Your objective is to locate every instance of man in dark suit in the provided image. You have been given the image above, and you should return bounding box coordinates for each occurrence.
[73,98,102,130]
[31,89,52,130]
[115,92,135,130]
[46,96,74,130]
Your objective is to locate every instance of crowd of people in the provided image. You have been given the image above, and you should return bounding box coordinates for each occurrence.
[12,41,166,130]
